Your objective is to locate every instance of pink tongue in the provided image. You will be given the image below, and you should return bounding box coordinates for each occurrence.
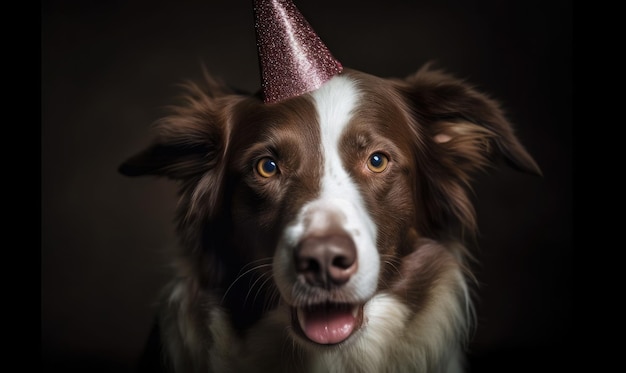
[299,305,356,344]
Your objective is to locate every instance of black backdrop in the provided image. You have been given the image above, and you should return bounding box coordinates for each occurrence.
[42,0,572,371]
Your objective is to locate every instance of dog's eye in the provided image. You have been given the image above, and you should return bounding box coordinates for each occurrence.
[367,153,388,173]
[256,157,279,178]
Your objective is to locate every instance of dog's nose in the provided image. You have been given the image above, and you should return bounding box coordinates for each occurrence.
[295,235,358,288]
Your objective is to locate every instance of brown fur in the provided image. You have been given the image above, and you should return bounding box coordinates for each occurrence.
[120,65,540,372]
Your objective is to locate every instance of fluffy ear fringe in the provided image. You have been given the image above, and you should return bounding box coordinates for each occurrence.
[398,63,541,238]
[118,70,244,180]
[401,63,541,177]
[118,71,248,226]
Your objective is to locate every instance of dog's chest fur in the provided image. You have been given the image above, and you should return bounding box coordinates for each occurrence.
[164,271,466,373]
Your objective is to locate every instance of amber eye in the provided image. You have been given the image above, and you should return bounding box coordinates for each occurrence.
[256,157,278,178]
[367,153,388,173]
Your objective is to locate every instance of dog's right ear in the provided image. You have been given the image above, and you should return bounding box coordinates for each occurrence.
[118,75,253,221]
[118,73,245,180]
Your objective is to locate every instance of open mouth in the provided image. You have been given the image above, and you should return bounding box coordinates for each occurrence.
[292,302,364,345]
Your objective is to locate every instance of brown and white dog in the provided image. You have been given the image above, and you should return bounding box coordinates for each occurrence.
[120,65,540,372]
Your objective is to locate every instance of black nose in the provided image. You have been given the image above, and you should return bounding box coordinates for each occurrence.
[295,234,358,288]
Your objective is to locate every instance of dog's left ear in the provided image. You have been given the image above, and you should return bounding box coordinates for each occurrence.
[398,64,542,177]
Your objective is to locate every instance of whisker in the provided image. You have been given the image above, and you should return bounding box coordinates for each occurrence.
[244,271,270,306]
[375,256,403,295]
[266,285,282,313]
[384,259,402,277]
[252,274,276,310]
[220,262,273,305]
[236,258,273,277]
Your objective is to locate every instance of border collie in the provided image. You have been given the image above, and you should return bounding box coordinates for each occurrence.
[120,63,540,372]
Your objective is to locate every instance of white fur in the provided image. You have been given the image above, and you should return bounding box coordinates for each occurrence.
[274,75,380,305]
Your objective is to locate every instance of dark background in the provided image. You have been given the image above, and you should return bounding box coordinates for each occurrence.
[42,0,572,371]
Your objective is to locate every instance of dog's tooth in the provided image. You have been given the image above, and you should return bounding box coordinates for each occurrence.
[351,305,359,318]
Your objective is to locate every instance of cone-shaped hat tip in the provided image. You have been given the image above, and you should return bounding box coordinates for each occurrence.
[253,0,343,103]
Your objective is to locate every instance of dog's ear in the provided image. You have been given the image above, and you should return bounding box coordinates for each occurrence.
[118,72,252,222]
[118,72,244,180]
[396,64,541,237]
[398,63,541,177]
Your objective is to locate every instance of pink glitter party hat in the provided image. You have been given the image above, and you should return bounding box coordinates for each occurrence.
[253,0,343,103]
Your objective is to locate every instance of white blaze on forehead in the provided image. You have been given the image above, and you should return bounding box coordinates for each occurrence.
[310,75,360,198]
[311,76,359,164]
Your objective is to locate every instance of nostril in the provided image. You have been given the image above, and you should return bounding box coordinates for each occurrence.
[328,249,357,286]
[332,254,354,270]
[332,256,350,268]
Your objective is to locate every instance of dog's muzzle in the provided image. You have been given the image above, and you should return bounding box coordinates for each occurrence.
[276,199,379,345]
[290,233,364,344]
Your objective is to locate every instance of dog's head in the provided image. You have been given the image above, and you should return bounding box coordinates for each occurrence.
[120,65,539,347]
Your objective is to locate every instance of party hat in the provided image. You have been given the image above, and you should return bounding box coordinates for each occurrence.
[253,0,343,103]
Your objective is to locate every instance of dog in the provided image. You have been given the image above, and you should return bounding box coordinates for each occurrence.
[120,62,540,372]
